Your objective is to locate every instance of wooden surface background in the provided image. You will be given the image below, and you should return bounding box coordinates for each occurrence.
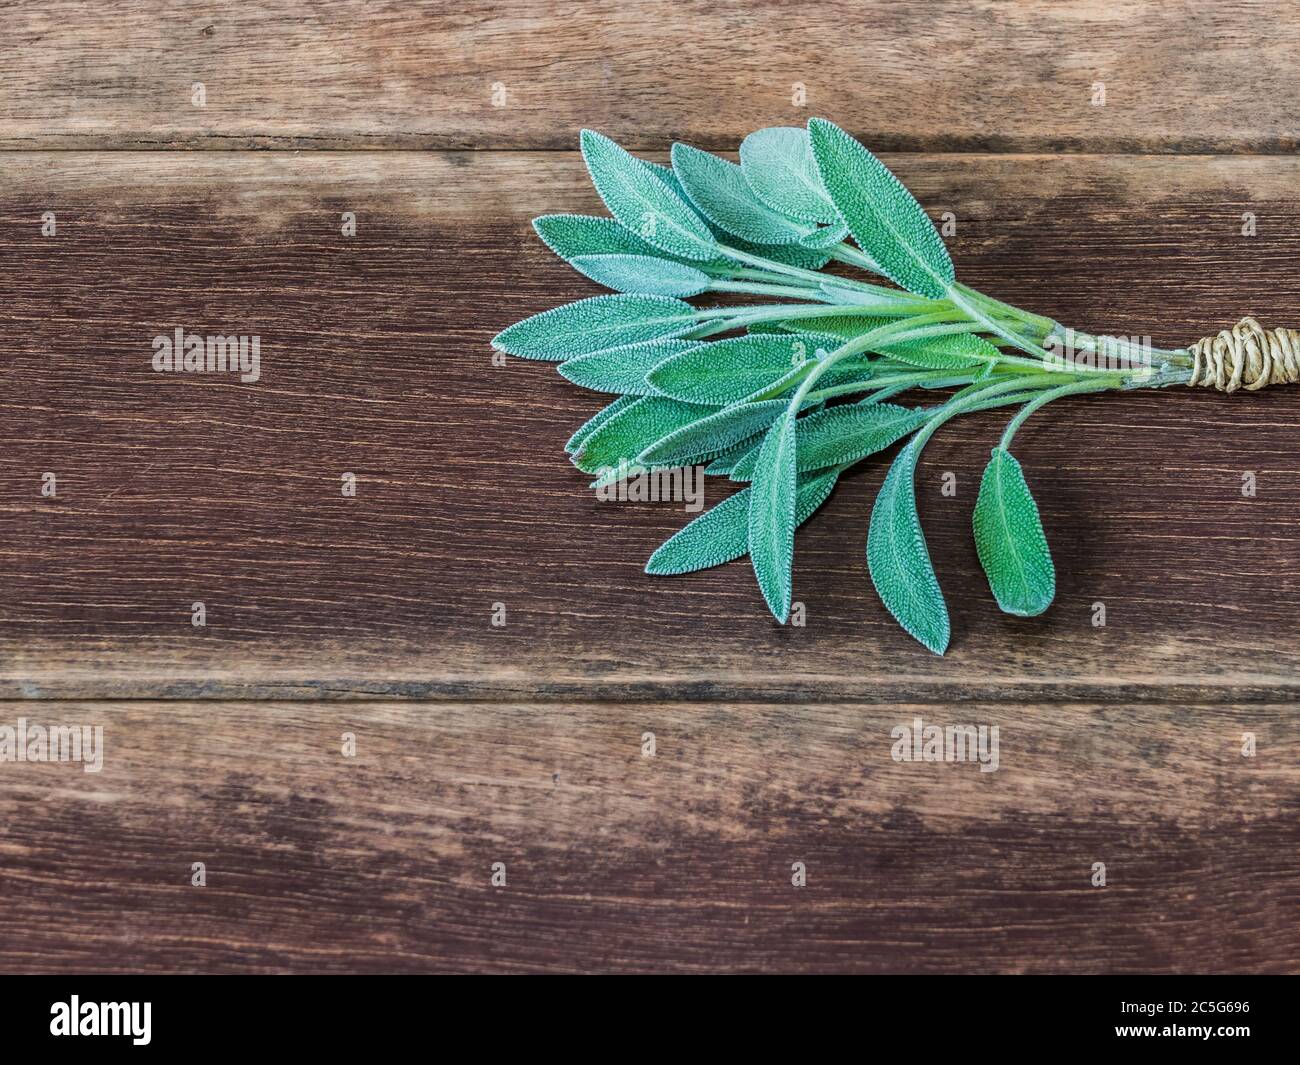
[1,1,1297,973]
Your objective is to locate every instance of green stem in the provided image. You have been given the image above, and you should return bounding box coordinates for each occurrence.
[830,244,884,274]
[716,242,922,302]
[1121,364,1193,389]
[842,318,1071,376]
[999,378,1121,448]
[944,283,1053,360]
[708,279,828,301]
[686,319,748,341]
[716,244,855,288]
[953,281,1055,336]
[783,312,970,421]
[905,374,1092,451]
[721,265,821,285]
[806,369,966,404]
[692,300,930,328]
[816,290,955,316]
[812,371,1126,484]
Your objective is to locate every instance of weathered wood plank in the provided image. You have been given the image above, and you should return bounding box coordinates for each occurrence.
[0,699,1294,973]
[3,151,1300,700]
[1,2,1298,152]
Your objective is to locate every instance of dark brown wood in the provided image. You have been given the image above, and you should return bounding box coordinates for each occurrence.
[3,152,1300,701]
[1,1,1299,152]
[3,2,1299,976]
[1,699,1295,973]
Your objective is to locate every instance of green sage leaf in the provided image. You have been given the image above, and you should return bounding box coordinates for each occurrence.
[566,395,636,454]
[773,314,895,341]
[559,339,701,396]
[797,402,927,472]
[798,222,850,249]
[589,462,651,490]
[738,126,840,225]
[738,353,881,405]
[747,413,799,622]
[808,118,955,299]
[644,159,691,201]
[730,237,833,270]
[646,333,827,405]
[973,447,1056,616]
[774,312,995,370]
[533,214,666,261]
[568,254,711,297]
[646,159,830,266]
[575,395,716,475]
[637,398,790,467]
[492,294,698,361]
[703,433,765,475]
[645,468,839,575]
[732,402,925,481]
[737,360,819,403]
[671,142,813,246]
[534,213,732,274]
[728,441,761,481]
[879,331,999,371]
[580,129,719,261]
[646,488,752,574]
[867,436,950,654]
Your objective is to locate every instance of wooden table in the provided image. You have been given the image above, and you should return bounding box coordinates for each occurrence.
[1,1,1296,973]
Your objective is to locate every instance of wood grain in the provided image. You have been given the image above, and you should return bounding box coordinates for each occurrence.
[2,1,1299,152]
[3,151,1300,700]
[3,1,1298,979]
[1,699,1295,973]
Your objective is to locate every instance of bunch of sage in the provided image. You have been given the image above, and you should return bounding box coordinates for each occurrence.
[493,119,1283,653]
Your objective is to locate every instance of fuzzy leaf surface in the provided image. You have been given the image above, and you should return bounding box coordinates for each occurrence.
[866,437,950,653]
[492,294,697,361]
[566,395,636,454]
[724,234,833,270]
[647,333,829,405]
[798,222,851,249]
[671,142,813,246]
[973,447,1056,616]
[879,331,999,370]
[738,126,840,225]
[568,254,711,296]
[637,398,790,467]
[747,414,799,622]
[534,214,666,260]
[704,434,765,475]
[772,314,895,341]
[580,130,718,261]
[732,402,925,481]
[645,468,839,575]
[534,213,732,273]
[559,339,701,396]
[575,395,716,475]
[808,118,954,299]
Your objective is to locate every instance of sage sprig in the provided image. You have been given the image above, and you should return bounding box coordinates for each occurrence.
[494,119,1230,653]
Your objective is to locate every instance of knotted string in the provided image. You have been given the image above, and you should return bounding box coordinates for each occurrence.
[1187,317,1300,392]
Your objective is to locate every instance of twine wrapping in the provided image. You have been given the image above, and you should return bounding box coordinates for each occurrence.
[1187,317,1300,392]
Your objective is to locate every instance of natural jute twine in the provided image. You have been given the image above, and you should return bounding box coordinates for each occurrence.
[1187,317,1300,392]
